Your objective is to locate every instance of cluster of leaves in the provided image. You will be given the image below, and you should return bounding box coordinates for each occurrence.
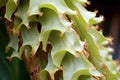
[0,10,30,80]
[0,0,120,80]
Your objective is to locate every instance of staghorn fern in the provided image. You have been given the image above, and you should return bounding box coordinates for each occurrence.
[0,0,120,80]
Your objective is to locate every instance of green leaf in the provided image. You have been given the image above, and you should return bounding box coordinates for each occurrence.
[106,62,117,75]
[77,0,89,5]
[39,8,68,50]
[49,31,84,67]
[65,1,119,79]
[65,0,88,40]
[88,28,107,45]
[5,0,20,20]
[14,0,29,27]
[40,52,59,80]
[118,72,120,80]
[0,59,11,80]
[19,22,40,58]
[99,46,113,60]
[28,0,76,16]
[2,0,120,80]
[73,1,103,25]
[89,17,103,25]
[12,17,22,33]
[62,53,101,80]
[10,57,30,80]
[86,34,118,80]
[8,35,19,51]
[0,0,8,8]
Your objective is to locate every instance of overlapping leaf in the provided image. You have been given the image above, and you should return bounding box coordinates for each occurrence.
[14,0,29,28]
[88,28,118,78]
[65,0,119,80]
[28,0,75,30]
[28,0,76,16]
[8,35,19,58]
[62,53,101,80]
[8,35,19,51]
[88,28,107,45]
[40,29,84,79]
[49,31,84,67]
[8,23,40,58]
[73,1,103,25]
[3,0,120,80]
[19,23,40,58]
[5,0,20,20]
[39,8,67,50]
[40,53,59,80]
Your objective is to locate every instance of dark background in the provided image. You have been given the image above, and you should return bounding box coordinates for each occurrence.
[87,0,120,61]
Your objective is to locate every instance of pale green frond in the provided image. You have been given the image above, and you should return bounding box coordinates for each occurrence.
[62,53,102,80]
[5,0,20,20]
[8,35,19,51]
[40,53,59,80]
[39,8,69,50]
[14,0,29,27]
[49,31,84,67]
[28,0,76,16]
[19,23,40,58]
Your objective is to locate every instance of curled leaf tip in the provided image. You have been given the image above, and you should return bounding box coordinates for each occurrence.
[106,37,113,44]
[26,25,31,29]
[14,0,19,5]
[94,10,98,14]
[7,18,13,22]
[6,57,12,61]
[38,12,43,16]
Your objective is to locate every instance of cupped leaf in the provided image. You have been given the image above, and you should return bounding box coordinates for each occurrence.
[3,0,120,80]
[8,35,19,52]
[86,34,118,80]
[5,0,20,20]
[65,0,88,40]
[12,17,22,33]
[62,53,102,80]
[27,0,41,16]
[28,0,76,16]
[88,28,107,45]
[40,52,59,80]
[73,1,103,25]
[89,17,104,25]
[106,62,117,75]
[77,0,89,5]
[99,46,113,61]
[39,8,69,50]
[14,0,29,28]
[65,0,119,80]
[19,23,40,58]
[28,0,75,29]
[49,31,84,67]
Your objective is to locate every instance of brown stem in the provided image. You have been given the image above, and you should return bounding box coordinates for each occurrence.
[22,43,48,80]
[22,52,41,80]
